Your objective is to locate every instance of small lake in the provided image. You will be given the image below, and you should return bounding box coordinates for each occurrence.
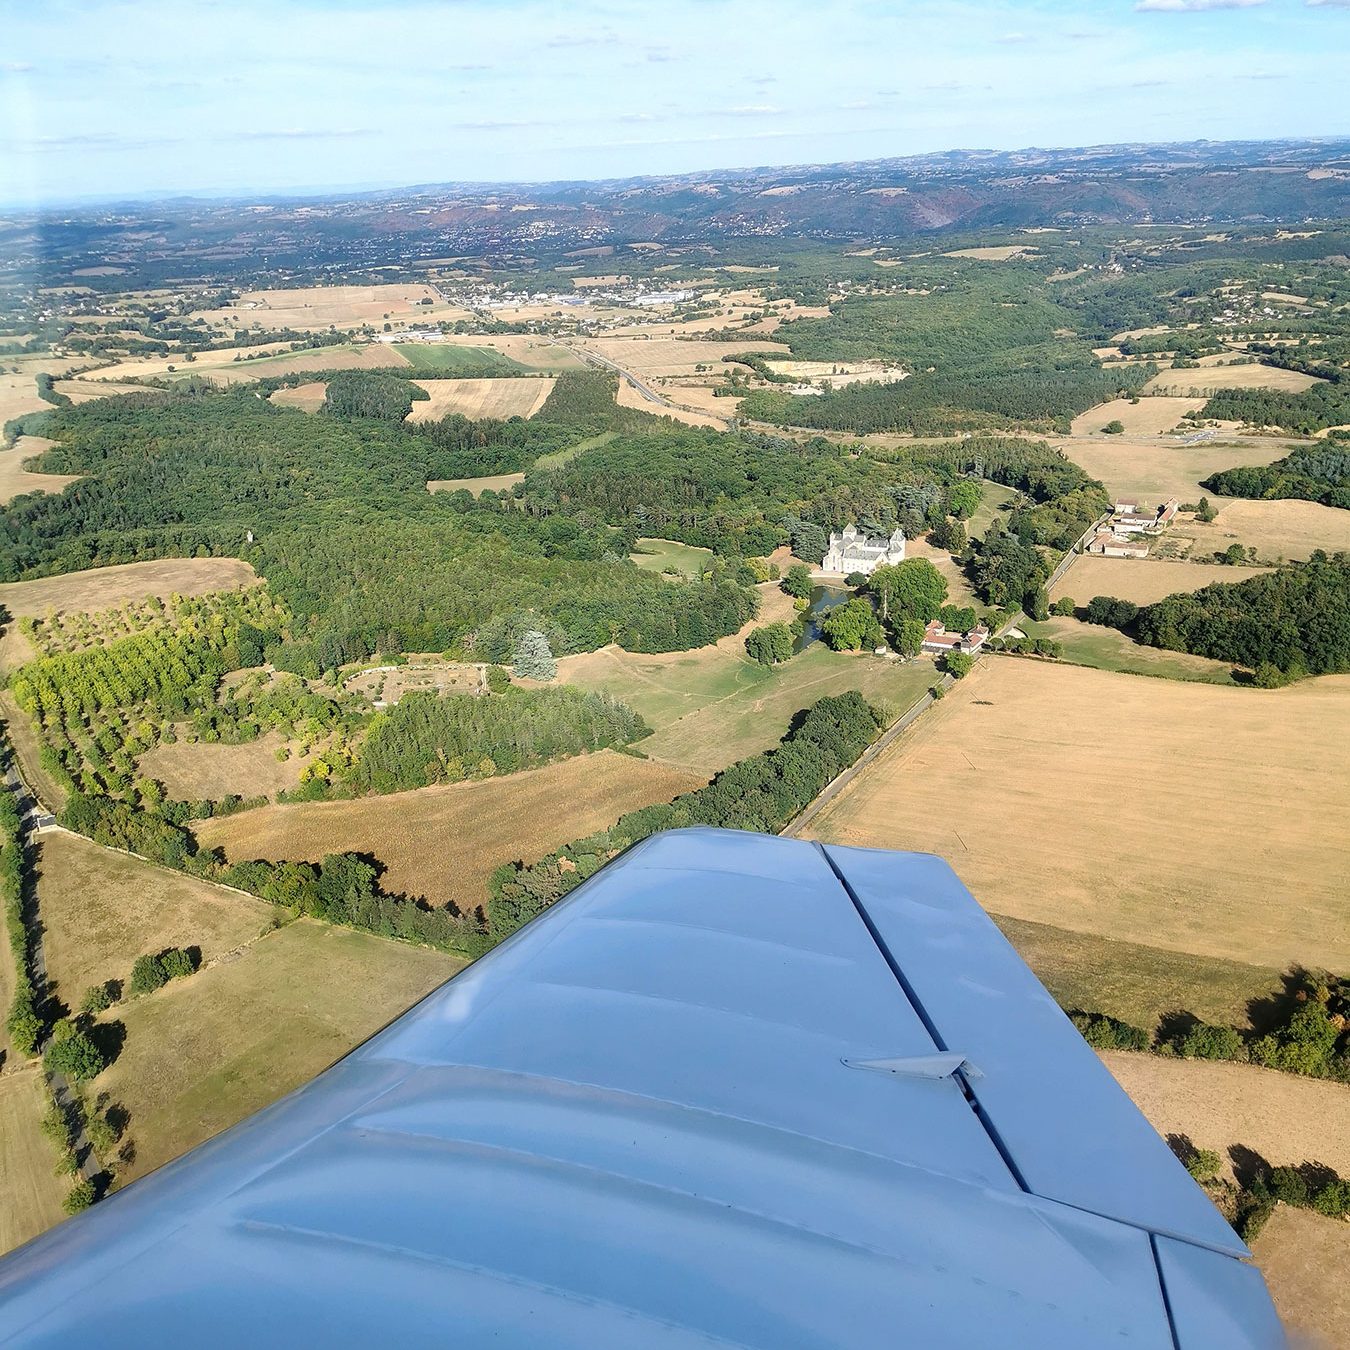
[793,584,851,653]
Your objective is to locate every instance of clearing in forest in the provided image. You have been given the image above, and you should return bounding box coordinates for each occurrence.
[1019,617,1237,683]
[0,558,258,626]
[630,537,714,577]
[1051,556,1273,608]
[1143,364,1324,396]
[91,920,461,1185]
[38,832,272,1010]
[269,381,328,411]
[0,1071,67,1256]
[805,660,1350,973]
[193,750,703,914]
[406,377,554,422]
[427,472,525,494]
[1070,397,1204,439]
[1061,438,1285,507]
[137,729,306,801]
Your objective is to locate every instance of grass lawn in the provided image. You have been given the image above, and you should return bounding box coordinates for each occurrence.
[392,344,526,375]
[1020,617,1237,684]
[994,913,1286,1034]
[966,480,1020,541]
[630,537,714,577]
[562,638,935,776]
[93,919,463,1185]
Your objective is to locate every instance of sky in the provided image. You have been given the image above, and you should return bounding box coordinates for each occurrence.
[2,0,1348,207]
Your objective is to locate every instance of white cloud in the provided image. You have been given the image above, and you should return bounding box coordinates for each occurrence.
[1306,0,1350,7]
[1136,0,1266,10]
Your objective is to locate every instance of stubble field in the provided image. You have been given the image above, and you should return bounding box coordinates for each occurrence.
[0,1071,67,1256]
[1143,364,1324,396]
[193,749,704,914]
[1050,556,1273,607]
[805,660,1350,973]
[407,376,555,422]
[1069,397,1204,438]
[0,436,83,506]
[1061,438,1285,507]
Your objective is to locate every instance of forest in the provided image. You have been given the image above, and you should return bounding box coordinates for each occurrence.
[1133,556,1350,679]
[1203,444,1350,510]
[1197,383,1350,436]
[349,686,647,793]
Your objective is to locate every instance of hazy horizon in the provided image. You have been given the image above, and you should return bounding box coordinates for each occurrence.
[3,0,1349,208]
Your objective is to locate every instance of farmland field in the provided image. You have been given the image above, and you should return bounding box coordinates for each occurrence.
[1251,1206,1350,1350]
[0,558,257,628]
[1017,617,1237,683]
[1207,498,1350,563]
[578,336,790,377]
[199,283,467,331]
[615,378,725,427]
[1061,437,1285,507]
[37,831,274,1010]
[1101,1051,1350,1183]
[1050,556,1273,607]
[1143,363,1325,396]
[0,436,83,505]
[193,750,703,914]
[92,919,462,1184]
[806,661,1350,972]
[392,343,528,375]
[994,913,1283,1033]
[269,381,327,411]
[1069,397,1203,438]
[138,729,305,800]
[407,376,554,422]
[0,1071,66,1256]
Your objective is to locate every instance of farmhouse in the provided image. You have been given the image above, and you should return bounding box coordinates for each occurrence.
[1086,530,1150,559]
[822,524,906,576]
[922,619,990,655]
[1086,498,1181,558]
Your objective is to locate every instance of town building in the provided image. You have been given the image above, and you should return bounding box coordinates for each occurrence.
[922,619,991,655]
[822,524,906,576]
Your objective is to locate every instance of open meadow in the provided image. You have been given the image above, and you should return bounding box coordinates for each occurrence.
[1251,1206,1350,1350]
[578,336,790,377]
[1143,364,1325,396]
[1206,498,1350,563]
[37,831,274,1013]
[193,750,703,915]
[92,919,462,1184]
[629,537,714,577]
[1060,437,1286,507]
[268,381,327,412]
[138,729,305,801]
[1070,397,1204,438]
[1050,556,1273,607]
[806,660,1350,973]
[427,471,525,494]
[407,376,554,422]
[0,1070,67,1256]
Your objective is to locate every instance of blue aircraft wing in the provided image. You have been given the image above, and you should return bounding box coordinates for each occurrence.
[0,828,1284,1348]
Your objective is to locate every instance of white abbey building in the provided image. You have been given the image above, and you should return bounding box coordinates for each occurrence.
[822,524,907,576]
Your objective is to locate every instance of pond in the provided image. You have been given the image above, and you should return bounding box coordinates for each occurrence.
[793,583,851,654]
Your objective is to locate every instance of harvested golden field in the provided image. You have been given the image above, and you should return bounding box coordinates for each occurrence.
[942,244,1038,261]
[1101,1051,1350,1182]
[93,920,461,1184]
[193,750,703,914]
[578,336,790,377]
[1207,498,1350,563]
[203,344,410,382]
[201,283,468,331]
[428,471,525,494]
[0,1070,66,1256]
[268,380,327,411]
[1062,438,1284,507]
[763,359,908,389]
[38,831,273,1009]
[1070,396,1203,438]
[615,379,725,428]
[1051,556,1272,607]
[0,557,257,623]
[806,661,1350,972]
[1251,1205,1350,1350]
[1144,363,1324,396]
[0,436,83,506]
[138,730,305,801]
[406,376,555,422]
[51,378,151,403]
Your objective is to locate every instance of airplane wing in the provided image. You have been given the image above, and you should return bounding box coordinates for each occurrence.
[0,828,1284,1348]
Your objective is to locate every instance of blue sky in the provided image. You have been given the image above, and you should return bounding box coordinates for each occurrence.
[2,0,1348,205]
